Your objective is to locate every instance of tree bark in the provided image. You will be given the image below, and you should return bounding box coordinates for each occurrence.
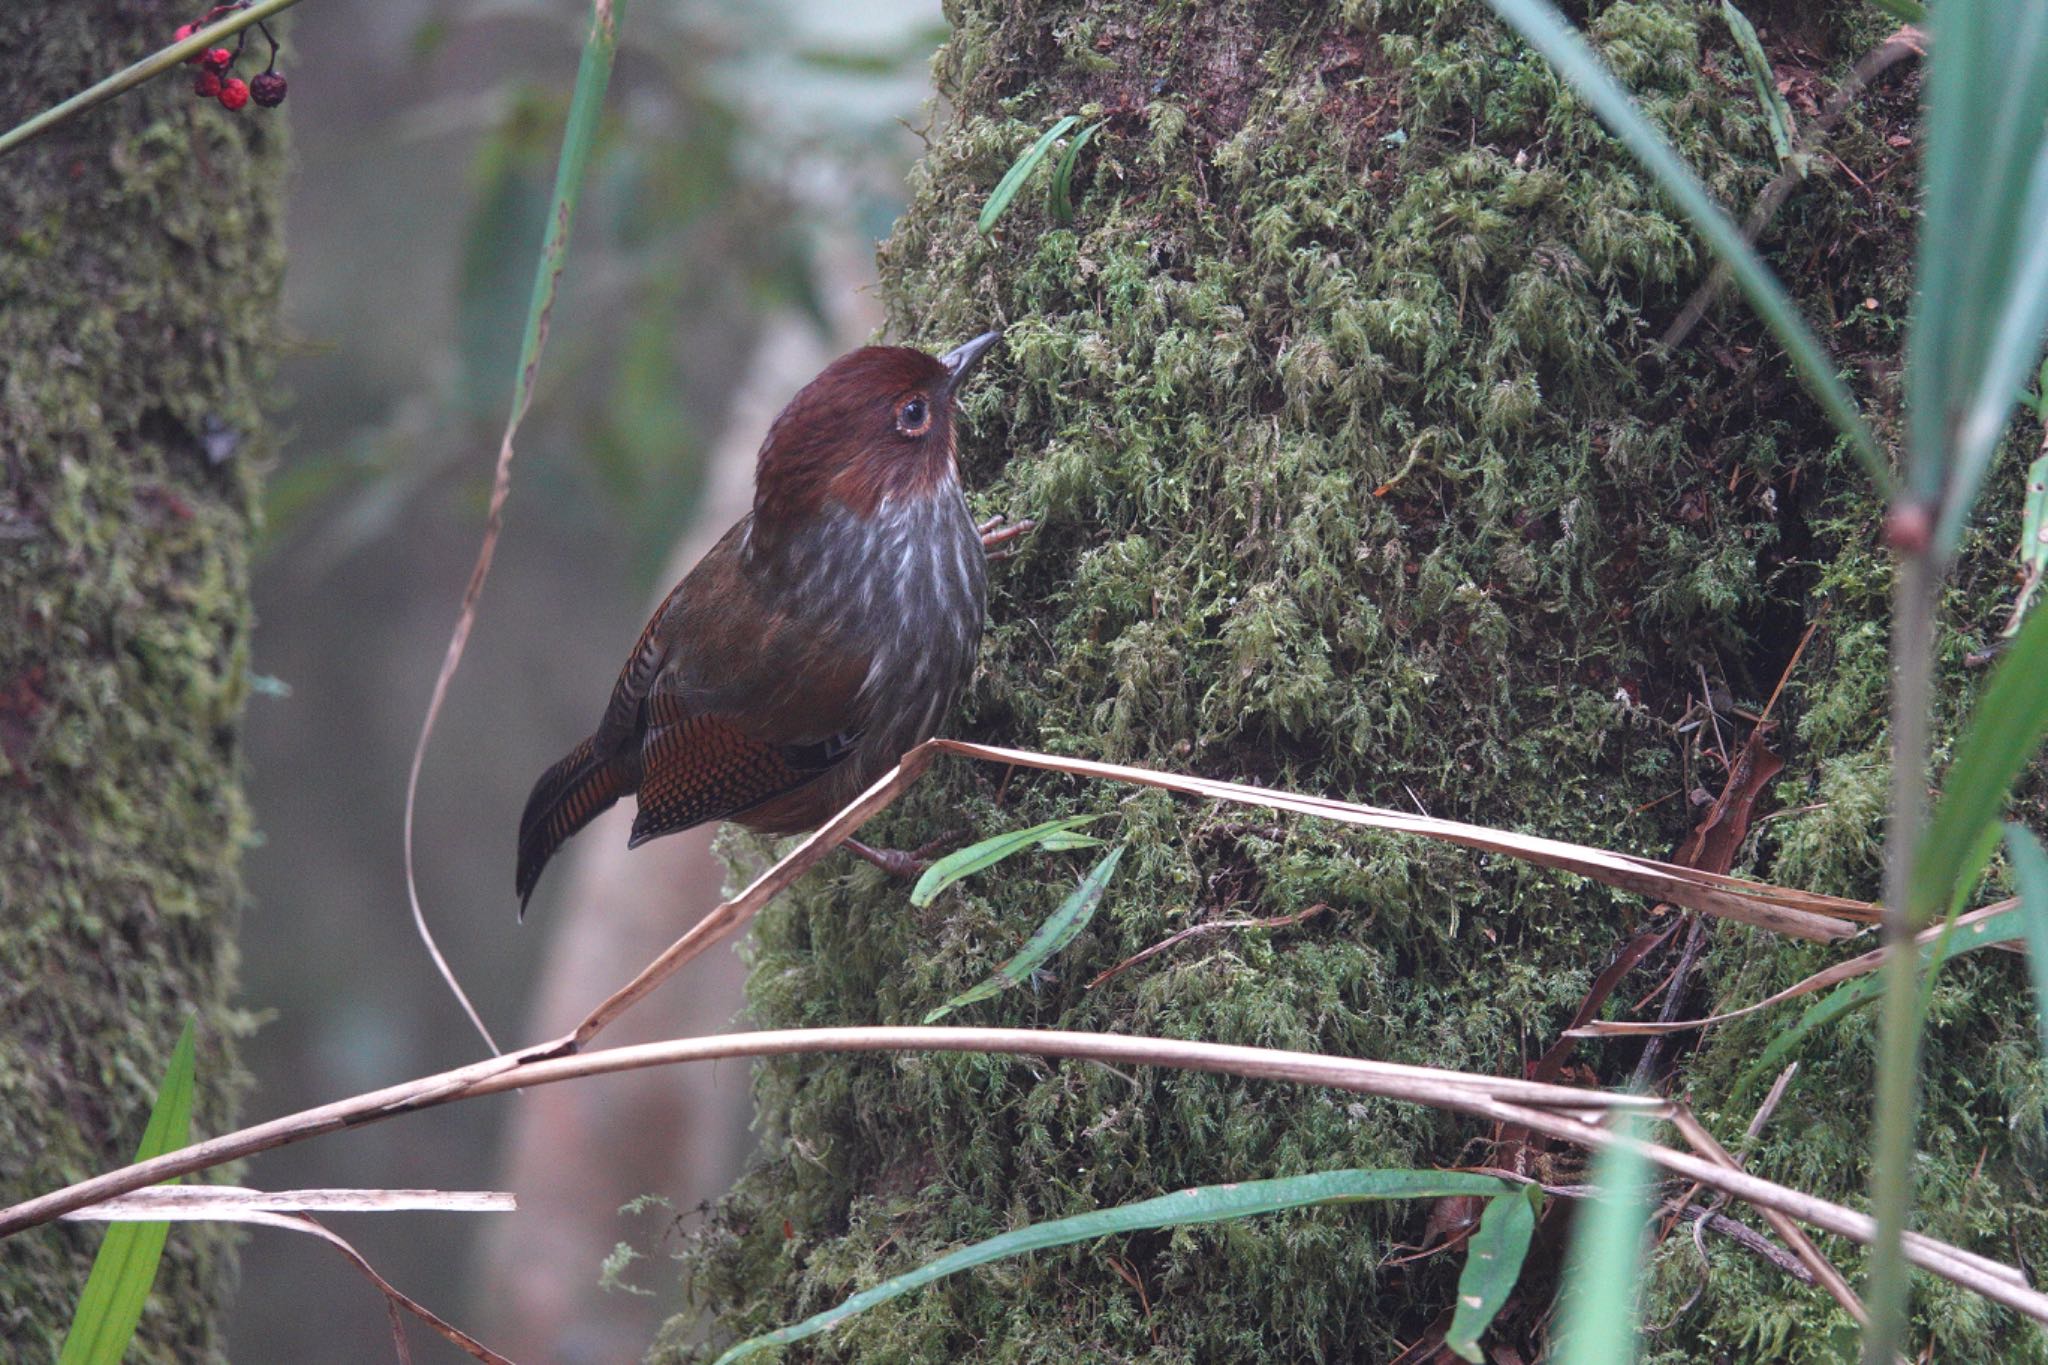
[0,7,284,1358]
[673,3,2038,1360]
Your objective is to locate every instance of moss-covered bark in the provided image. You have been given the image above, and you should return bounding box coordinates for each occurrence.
[0,7,283,1358]
[673,2,2045,1360]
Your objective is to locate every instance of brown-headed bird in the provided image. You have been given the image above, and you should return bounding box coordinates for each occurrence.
[514,330,1015,914]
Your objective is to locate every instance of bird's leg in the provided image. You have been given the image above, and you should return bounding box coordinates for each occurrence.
[976,514,1036,561]
[844,830,966,878]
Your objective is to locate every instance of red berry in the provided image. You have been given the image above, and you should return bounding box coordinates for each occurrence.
[194,71,222,98]
[204,47,233,73]
[217,77,249,111]
[177,22,204,62]
[250,71,287,107]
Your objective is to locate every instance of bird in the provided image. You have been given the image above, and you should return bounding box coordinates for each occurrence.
[514,329,1020,915]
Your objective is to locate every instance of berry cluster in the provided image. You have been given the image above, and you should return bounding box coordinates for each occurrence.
[174,6,286,112]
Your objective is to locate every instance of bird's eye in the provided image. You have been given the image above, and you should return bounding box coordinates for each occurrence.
[896,396,931,437]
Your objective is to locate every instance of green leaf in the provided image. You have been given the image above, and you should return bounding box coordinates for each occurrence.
[1863,0,1927,21]
[1910,596,2048,922]
[1555,1114,1650,1365]
[1446,1185,1541,1361]
[1907,0,2048,555]
[713,1169,1518,1365]
[59,1020,198,1365]
[1052,119,1106,225]
[505,0,631,427]
[923,844,1125,1023]
[909,814,1106,907]
[1477,0,1886,490]
[1719,2,1795,164]
[978,115,1080,235]
[1740,900,2021,1097]
[2004,825,2048,1060]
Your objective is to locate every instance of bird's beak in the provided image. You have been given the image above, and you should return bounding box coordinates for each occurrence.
[938,329,1003,397]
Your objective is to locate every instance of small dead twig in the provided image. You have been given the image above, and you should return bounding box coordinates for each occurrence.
[1662,26,1927,351]
[1086,904,1328,989]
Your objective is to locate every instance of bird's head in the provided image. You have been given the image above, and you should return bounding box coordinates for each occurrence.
[753,330,1002,532]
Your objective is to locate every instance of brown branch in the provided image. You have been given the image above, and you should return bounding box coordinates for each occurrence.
[4,1025,2041,1330]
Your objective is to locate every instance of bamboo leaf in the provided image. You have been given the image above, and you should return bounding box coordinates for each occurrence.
[924,844,1125,1023]
[1052,119,1106,225]
[507,0,629,426]
[978,115,1079,235]
[909,814,1106,907]
[1555,1115,1650,1365]
[1446,1185,1541,1361]
[713,1169,1518,1364]
[59,1021,198,1365]
[1910,597,2048,921]
[1477,0,1887,489]
[1907,0,2048,555]
[1720,2,1794,164]
[2004,825,2048,1060]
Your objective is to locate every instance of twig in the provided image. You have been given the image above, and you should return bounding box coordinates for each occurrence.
[0,1027,1660,1238]
[6,1027,2040,1327]
[1661,26,1927,351]
[1474,1097,2047,1324]
[220,1209,513,1364]
[1671,1106,1868,1328]
[1086,904,1328,989]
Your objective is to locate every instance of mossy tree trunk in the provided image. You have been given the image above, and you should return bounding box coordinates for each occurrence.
[0,8,283,1358]
[678,3,2043,1361]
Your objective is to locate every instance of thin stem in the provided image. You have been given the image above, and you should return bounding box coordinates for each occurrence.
[1865,541,1939,1362]
[0,0,309,160]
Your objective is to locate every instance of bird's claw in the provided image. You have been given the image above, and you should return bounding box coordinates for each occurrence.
[844,830,967,879]
[977,514,1035,561]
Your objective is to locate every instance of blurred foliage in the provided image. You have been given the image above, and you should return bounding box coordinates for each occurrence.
[267,0,943,585]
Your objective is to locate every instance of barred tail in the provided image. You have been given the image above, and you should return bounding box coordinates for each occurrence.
[515,735,635,916]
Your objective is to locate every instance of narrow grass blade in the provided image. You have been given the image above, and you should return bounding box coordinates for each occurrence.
[978,115,1079,235]
[924,844,1125,1022]
[1864,0,1926,22]
[404,0,630,1053]
[59,1021,197,1365]
[1907,0,2048,554]
[1720,2,1795,163]
[1478,0,1886,488]
[1446,1185,1542,1361]
[1738,898,2013,1098]
[713,1169,1517,1364]
[1052,119,1106,225]
[910,814,1105,907]
[0,0,308,160]
[1909,596,2048,922]
[1554,1114,1650,1365]
[2004,825,2048,1060]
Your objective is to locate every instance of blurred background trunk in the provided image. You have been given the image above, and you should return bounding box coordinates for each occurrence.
[674,3,2044,1361]
[0,7,285,1359]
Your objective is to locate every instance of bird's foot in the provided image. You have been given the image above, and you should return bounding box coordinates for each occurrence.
[976,514,1036,561]
[844,831,965,878]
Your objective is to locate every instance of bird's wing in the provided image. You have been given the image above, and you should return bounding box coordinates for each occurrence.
[623,519,873,845]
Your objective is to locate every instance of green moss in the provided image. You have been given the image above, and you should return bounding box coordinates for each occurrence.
[0,11,284,1360]
[670,2,2044,1360]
